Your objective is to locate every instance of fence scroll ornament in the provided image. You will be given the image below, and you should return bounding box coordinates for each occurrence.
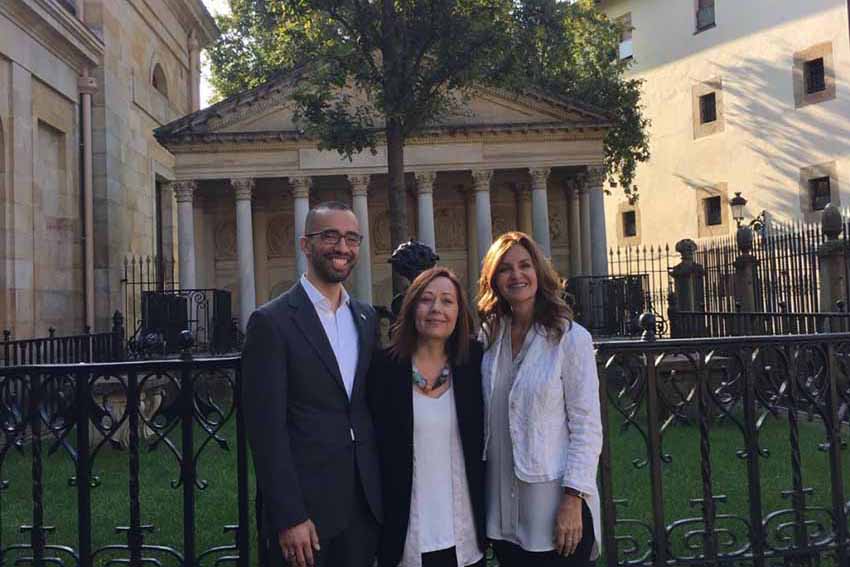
[596,319,850,566]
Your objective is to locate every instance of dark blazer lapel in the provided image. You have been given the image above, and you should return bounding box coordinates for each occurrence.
[452,359,477,455]
[349,300,372,399]
[288,283,347,397]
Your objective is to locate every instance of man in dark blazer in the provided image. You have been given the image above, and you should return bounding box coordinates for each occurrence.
[241,201,382,567]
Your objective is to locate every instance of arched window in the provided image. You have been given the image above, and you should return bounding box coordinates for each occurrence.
[152,63,168,97]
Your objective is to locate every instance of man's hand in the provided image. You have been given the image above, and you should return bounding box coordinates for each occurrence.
[554,493,583,556]
[279,519,320,567]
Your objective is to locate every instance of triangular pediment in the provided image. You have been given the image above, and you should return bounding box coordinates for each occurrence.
[211,87,597,134]
[155,71,609,144]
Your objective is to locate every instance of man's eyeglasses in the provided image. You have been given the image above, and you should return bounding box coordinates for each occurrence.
[305,229,364,247]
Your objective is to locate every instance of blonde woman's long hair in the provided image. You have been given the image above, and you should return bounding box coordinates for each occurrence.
[477,231,572,348]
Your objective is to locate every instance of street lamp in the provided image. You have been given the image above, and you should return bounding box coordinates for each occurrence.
[729,192,747,227]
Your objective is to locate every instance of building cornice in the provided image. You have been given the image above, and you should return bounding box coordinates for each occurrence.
[2,0,104,69]
[162,124,608,154]
[169,0,219,47]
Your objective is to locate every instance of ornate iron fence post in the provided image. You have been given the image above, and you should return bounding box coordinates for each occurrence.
[179,330,197,566]
[734,226,759,316]
[817,204,847,333]
[111,311,125,361]
[670,239,705,337]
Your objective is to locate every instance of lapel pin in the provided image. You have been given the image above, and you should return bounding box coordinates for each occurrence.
[360,313,367,321]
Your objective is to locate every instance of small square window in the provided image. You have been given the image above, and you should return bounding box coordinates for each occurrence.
[696,0,715,31]
[704,196,722,226]
[810,176,831,211]
[699,92,717,124]
[805,58,826,94]
[622,211,637,237]
[618,13,633,60]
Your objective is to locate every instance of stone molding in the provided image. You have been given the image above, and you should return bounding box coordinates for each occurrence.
[471,169,493,192]
[414,171,437,194]
[347,174,371,197]
[231,178,255,201]
[173,180,197,203]
[289,176,312,199]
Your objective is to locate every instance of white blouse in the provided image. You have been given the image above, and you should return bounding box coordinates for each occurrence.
[400,384,483,567]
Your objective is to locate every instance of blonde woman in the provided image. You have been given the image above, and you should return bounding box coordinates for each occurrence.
[477,232,602,567]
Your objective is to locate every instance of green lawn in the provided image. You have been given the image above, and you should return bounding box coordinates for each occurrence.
[0,399,843,566]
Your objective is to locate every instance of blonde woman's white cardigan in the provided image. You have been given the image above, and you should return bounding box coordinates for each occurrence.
[481,318,603,553]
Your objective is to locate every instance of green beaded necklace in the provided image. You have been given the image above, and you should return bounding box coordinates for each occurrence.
[412,364,450,391]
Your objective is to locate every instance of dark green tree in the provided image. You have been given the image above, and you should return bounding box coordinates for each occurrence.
[207,0,650,284]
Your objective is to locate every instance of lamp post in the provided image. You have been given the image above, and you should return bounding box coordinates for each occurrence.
[730,192,747,228]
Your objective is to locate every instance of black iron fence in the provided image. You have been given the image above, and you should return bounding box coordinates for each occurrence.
[6,328,850,565]
[122,256,239,354]
[1,313,125,367]
[597,329,850,566]
[670,308,850,338]
[0,353,249,567]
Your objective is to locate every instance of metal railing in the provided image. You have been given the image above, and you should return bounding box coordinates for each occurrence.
[670,309,850,338]
[596,328,850,566]
[6,326,850,566]
[2,312,125,366]
[0,353,249,567]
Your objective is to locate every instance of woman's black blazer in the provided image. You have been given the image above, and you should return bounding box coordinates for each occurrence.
[367,341,486,567]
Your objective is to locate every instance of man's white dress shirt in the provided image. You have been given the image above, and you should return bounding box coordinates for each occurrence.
[301,275,359,398]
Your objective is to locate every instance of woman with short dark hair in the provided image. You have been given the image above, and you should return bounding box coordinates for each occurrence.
[368,266,485,567]
[478,232,603,567]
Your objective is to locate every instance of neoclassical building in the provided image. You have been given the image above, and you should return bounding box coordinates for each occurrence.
[155,75,612,327]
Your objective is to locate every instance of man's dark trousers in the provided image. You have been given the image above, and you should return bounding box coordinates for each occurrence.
[241,282,382,567]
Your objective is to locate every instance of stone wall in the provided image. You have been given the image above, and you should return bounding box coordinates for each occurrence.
[0,36,83,337]
[85,0,196,331]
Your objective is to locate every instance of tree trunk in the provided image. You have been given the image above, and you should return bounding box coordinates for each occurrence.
[382,0,408,295]
[386,117,408,295]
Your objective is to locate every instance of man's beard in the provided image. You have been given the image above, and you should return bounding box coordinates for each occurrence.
[310,250,356,283]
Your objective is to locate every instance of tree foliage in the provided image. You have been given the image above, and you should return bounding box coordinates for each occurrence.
[206,1,650,234]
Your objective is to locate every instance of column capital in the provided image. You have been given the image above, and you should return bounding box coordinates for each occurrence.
[414,171,437,194]
[471,169,493,192]
[173,180,197,203]
[289,176,312,199]
[231,177,255,201]
[529,167,551,189]
[78,74,98,95]
[347,174,371,197]
[585,165,607,188]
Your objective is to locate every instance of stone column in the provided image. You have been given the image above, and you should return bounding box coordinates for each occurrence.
[414,171,437,253]
[465,188,480,302]
[78,71,97,329]
[568,179,583,276]
[174,180,197,290]
[188,31,201,112]
[579,185,592,276]
[529,168,551,256]
[348,174,373,303]
[587,166,609,276]
[818,204,848,331]
[290,176,311,276]
[253,204,269,305]
[515,183,533,235]
[669,239,706,337]
[232,178,256,330]
[472,169,494,264]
